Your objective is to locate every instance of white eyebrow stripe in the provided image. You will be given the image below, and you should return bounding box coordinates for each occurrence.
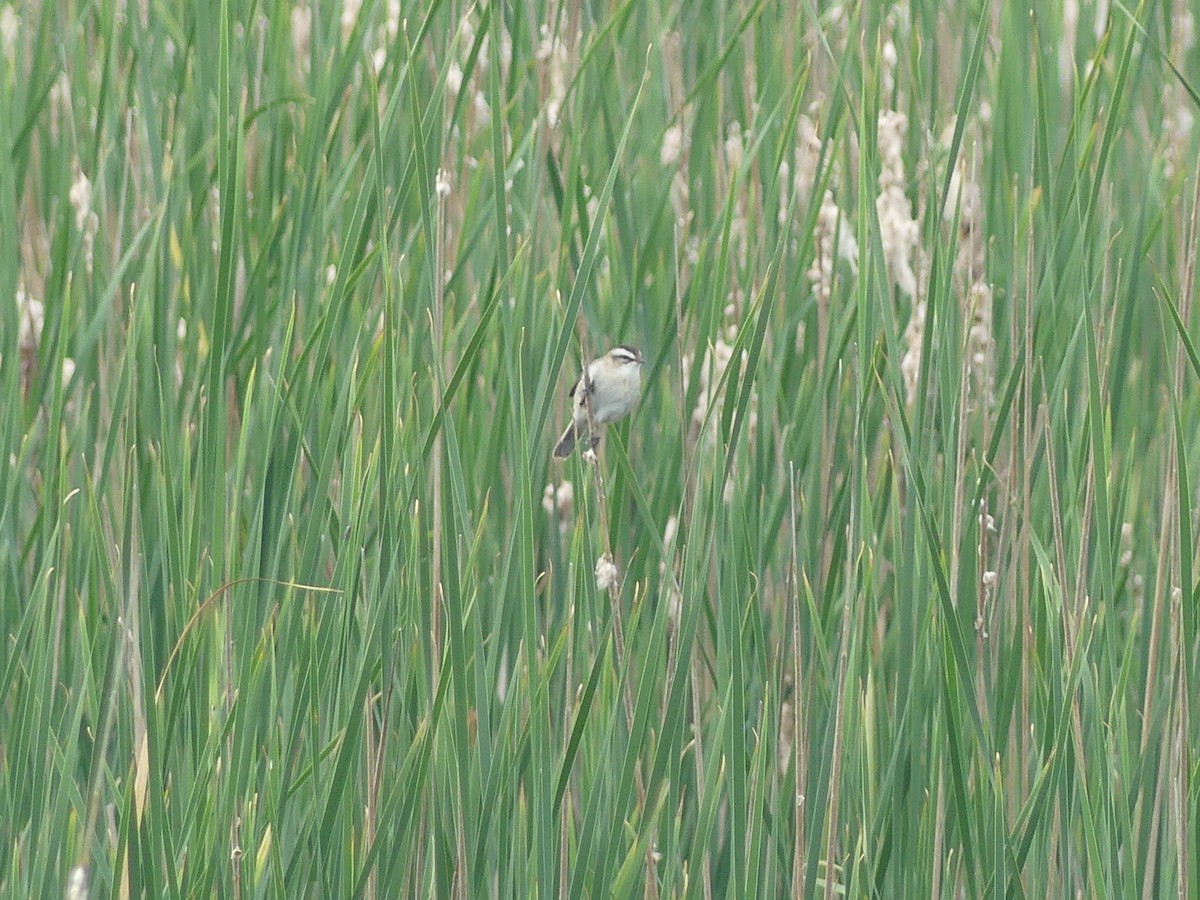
[612,347,640,363]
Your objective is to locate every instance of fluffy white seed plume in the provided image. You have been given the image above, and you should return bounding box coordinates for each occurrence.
[881,39,898,96]
[806,191,859,307]
[369,1,402,75]
[684,332,755,509]
[48,71,71,143]
[435,168,451,197]
[16,284,43,352]
[965,281,994,410]
[290,5,311,75]
[340,0,362,42]
[779,114,823,224]
[900,298,925,408]
[723,121,744,172]
[1162,88,1195,180]
[1060,0,1079,88]
[442,11,510,141]
[66,866,88,900]
[685,338,750,444]
[659,514,683,630]
[69,168,91,229]
[1175,7,1195,52]
[595,554,619,592]
[537,21,571,129]
[944,160,983,265]
[1162,7,1196,180]
[384,0,400,39]
[0,5,18,59]
[806,192,838,306]
[69,166,100,273]
[875,110,920,299]
[778,700,795,770]
[471,91,490,128]
[541,480,575,532]
[446,61,463,95]
[943,122,994,412]
[661,124,683,167]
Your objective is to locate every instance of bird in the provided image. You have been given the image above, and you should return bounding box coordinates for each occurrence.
[553,345,644,458]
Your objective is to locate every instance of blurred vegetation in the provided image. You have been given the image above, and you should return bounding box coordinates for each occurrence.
[2,0,1200,896]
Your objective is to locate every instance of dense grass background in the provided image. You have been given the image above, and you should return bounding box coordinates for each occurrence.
[4,0,1200,896]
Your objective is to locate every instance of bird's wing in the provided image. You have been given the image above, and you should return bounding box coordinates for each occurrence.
[568,373,595,398]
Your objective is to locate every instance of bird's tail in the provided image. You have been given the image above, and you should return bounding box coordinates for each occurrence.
[553,423,577,458]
